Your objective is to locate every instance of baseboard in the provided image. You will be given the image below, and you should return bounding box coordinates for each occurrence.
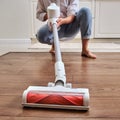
[31,38,120,44]
[0,38,31,45]
[90,38,120,43]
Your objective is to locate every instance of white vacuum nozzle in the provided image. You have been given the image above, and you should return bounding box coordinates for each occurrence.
[22,86,89,110]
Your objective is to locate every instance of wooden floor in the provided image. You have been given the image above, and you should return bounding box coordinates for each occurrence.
[0,52,120,120]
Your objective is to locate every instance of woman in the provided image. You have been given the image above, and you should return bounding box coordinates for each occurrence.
[36,0,96,59]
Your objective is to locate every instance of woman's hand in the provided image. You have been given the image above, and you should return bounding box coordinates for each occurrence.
[56,18,65,28]
[44,13,48,21]
[57,15,75,28]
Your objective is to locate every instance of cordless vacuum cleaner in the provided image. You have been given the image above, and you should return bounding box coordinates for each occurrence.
[22,3,90,110]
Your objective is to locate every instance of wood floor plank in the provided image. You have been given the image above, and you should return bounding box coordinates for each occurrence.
[0,52,120,120]
[0,117,119,120]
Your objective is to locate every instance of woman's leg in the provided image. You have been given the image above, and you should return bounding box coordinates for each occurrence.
[77,8,96,59]
[36,24,55,53]
[62,7,96,59]
[81,39,96,59]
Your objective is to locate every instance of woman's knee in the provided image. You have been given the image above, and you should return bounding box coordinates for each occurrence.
[36,25,53,45]
[36,29,45,43]
[78,7,92,19]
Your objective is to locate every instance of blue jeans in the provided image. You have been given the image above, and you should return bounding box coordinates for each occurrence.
[36,7,92,45]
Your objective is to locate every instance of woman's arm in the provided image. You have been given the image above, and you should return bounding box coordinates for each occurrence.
[36,0,47,21]
[57,0,78,27]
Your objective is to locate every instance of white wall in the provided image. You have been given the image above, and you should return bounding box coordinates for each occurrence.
[0,0,31,40]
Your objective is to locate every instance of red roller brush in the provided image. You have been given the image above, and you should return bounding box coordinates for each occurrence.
[22,3,89,110]
[27,91,83,106]
[22,86,89,110]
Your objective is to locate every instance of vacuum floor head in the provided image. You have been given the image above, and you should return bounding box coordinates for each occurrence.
[22,86,89,110]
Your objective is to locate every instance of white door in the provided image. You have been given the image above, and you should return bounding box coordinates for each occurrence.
[95,0,120,38]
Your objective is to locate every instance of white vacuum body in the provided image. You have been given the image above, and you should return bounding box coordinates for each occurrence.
[22,3,90,110]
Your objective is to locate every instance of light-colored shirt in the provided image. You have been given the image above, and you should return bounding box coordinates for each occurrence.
[36,0,79,21]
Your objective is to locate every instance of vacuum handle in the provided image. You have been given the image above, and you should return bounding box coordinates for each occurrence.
[47,3,61,62]
[52,23,62,62]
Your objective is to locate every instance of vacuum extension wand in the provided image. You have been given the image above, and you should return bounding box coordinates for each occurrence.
[47,3,66,87]
[53,22,66,86]
[22,3,90,110]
